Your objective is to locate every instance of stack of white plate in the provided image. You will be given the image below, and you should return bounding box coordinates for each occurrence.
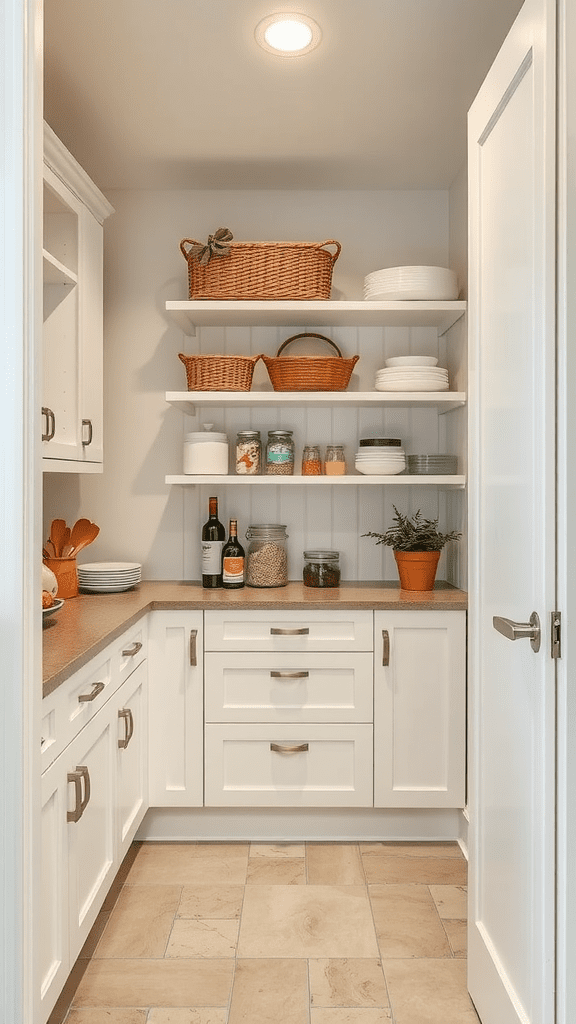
[78,561,142,593]
[375,364,449,392]
[363,266,459,301]
[355,445,406,476]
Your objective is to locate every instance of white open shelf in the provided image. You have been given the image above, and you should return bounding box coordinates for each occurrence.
[166,390,467,415]
[165,299,467,337]
[43,249,78,286]
[165,474,466,488]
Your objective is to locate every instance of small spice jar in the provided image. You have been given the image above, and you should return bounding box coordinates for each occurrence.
[303,550,341,588]
[301,444,322,475]
[265,430,295,475]
[235,430,261,475]
[324,444,346,475]
[245,524,289,587]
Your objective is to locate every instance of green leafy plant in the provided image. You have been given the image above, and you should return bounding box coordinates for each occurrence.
[363,506,462,552]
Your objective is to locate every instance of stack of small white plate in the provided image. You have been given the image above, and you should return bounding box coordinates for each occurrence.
[78,561,142,593]
[375,362,449,392]
[355,444,406,476]
[363,266,459,301]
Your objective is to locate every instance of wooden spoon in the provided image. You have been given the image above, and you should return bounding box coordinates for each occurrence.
[50,519,68,558]
[69,518,92,553]
[68,521,100,557]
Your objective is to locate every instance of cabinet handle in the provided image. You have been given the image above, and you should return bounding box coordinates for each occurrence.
[270,670,309,679]
[67,765,90,822]
[270,742,309,753]
[382,630,390,666]
[78,681,105,703]
[81,418,93,446]
[270,627,309,636]
[189,629,198,666]
[118,708,134,748]
[122,641,142,658]
[42,407,55,442]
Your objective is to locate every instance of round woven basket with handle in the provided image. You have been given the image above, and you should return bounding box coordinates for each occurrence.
[261,333,359,392]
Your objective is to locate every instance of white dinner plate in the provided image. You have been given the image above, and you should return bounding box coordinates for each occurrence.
[375,381,450,392]
[79,582,140,593]
[78,561,142,572]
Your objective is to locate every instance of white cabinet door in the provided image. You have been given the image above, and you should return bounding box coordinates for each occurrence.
[115,660,148,859]
[148,610,204,807]
[373,610,466,808]
[66,706,116,956]
[39,754,70,1022]
[205,723,373,807]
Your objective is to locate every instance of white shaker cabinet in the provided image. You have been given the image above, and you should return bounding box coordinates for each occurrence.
[147,610,204,807]
[373,610,466,808]
[42,122,113,471]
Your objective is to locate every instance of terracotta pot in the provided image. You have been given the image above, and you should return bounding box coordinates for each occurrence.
[393,549,441,591]
[43,556,78,599]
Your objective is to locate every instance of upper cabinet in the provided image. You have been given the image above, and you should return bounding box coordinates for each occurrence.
[42,123,114,473]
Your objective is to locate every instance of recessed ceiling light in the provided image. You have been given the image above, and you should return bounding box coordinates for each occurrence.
[255,13,321,57]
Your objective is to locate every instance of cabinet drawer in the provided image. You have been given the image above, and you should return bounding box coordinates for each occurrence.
[204,724,373,807]
[204,610,373,652]
[205,652,373,723]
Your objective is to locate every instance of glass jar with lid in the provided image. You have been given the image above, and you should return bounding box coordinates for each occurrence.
[245,524,289,587]
[303,550,341,588]
[324,444,346,475]
[235,430,261,474]
[265,430,295,475]
[301,444,322,475]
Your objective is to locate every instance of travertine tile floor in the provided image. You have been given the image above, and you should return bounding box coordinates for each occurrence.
[49,840,480,1024]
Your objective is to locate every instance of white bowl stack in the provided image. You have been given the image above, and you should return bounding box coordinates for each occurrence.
[355,438,406,476]
[78,561,142,593]
[375,355,449,392]
[363,265,459,301]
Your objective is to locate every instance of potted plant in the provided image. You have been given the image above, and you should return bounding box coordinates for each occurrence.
[363,505,462,591]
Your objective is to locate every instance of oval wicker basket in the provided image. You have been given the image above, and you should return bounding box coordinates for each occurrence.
[262,334,359,392]
[178,352,262,392]
[180,239,341,300]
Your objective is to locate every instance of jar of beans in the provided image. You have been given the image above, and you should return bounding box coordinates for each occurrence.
[301,445,322,475]
[235,430,261,474]
[245,524,289,587]
[265,430,294,475]
[303,550,341,588]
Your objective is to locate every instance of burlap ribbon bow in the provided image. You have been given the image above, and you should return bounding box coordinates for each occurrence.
[188,227,233,265]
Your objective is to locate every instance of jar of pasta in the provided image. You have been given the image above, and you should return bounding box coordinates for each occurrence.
[235,430,261,474]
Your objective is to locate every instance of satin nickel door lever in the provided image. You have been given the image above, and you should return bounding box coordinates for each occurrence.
[493,611,541,653]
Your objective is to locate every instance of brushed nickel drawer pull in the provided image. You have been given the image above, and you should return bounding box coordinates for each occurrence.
[78,681,105,703]
[81,418,93,447]
[270,627,309,635]
[382,630,390,666]
[270,670,309,679]
[42,407,55,442]
[122,641,142,657]
[67,765,90,822]
[67,770,84,822]
[118,708,134,748]
[190,629,198,666]
[270,742,309,753]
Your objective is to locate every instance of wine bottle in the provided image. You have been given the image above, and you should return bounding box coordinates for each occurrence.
[222,518,245,589]
[201,496,225,588]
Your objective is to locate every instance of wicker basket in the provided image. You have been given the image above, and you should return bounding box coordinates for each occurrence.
[178,352,262,392]
[262,334,359,392]
[180,239,341,300]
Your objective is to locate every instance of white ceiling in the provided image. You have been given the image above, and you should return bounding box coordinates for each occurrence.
[43,0,524,192]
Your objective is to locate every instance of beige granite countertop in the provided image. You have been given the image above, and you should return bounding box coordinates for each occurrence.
[42,580,467,697]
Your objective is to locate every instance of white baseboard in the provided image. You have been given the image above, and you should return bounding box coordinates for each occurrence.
[137,806,465,843]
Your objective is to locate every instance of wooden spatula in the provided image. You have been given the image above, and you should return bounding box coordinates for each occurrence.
[68,519,100,557]
[50,519,68,558]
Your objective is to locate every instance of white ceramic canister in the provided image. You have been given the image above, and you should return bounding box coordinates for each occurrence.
[183,425,229,474]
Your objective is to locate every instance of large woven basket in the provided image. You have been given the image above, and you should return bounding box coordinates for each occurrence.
[178,352,262,392]
[180,239,341,300]
[262,334,359,392]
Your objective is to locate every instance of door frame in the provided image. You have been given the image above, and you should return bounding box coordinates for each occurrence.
[0,0,43,1021]
[554,1,576,1021]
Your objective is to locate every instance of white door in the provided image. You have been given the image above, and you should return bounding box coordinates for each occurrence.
[467,0,556,1022]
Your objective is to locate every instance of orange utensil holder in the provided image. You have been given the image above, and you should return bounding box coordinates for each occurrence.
[43,556,78,599]
[393,550,441,592]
